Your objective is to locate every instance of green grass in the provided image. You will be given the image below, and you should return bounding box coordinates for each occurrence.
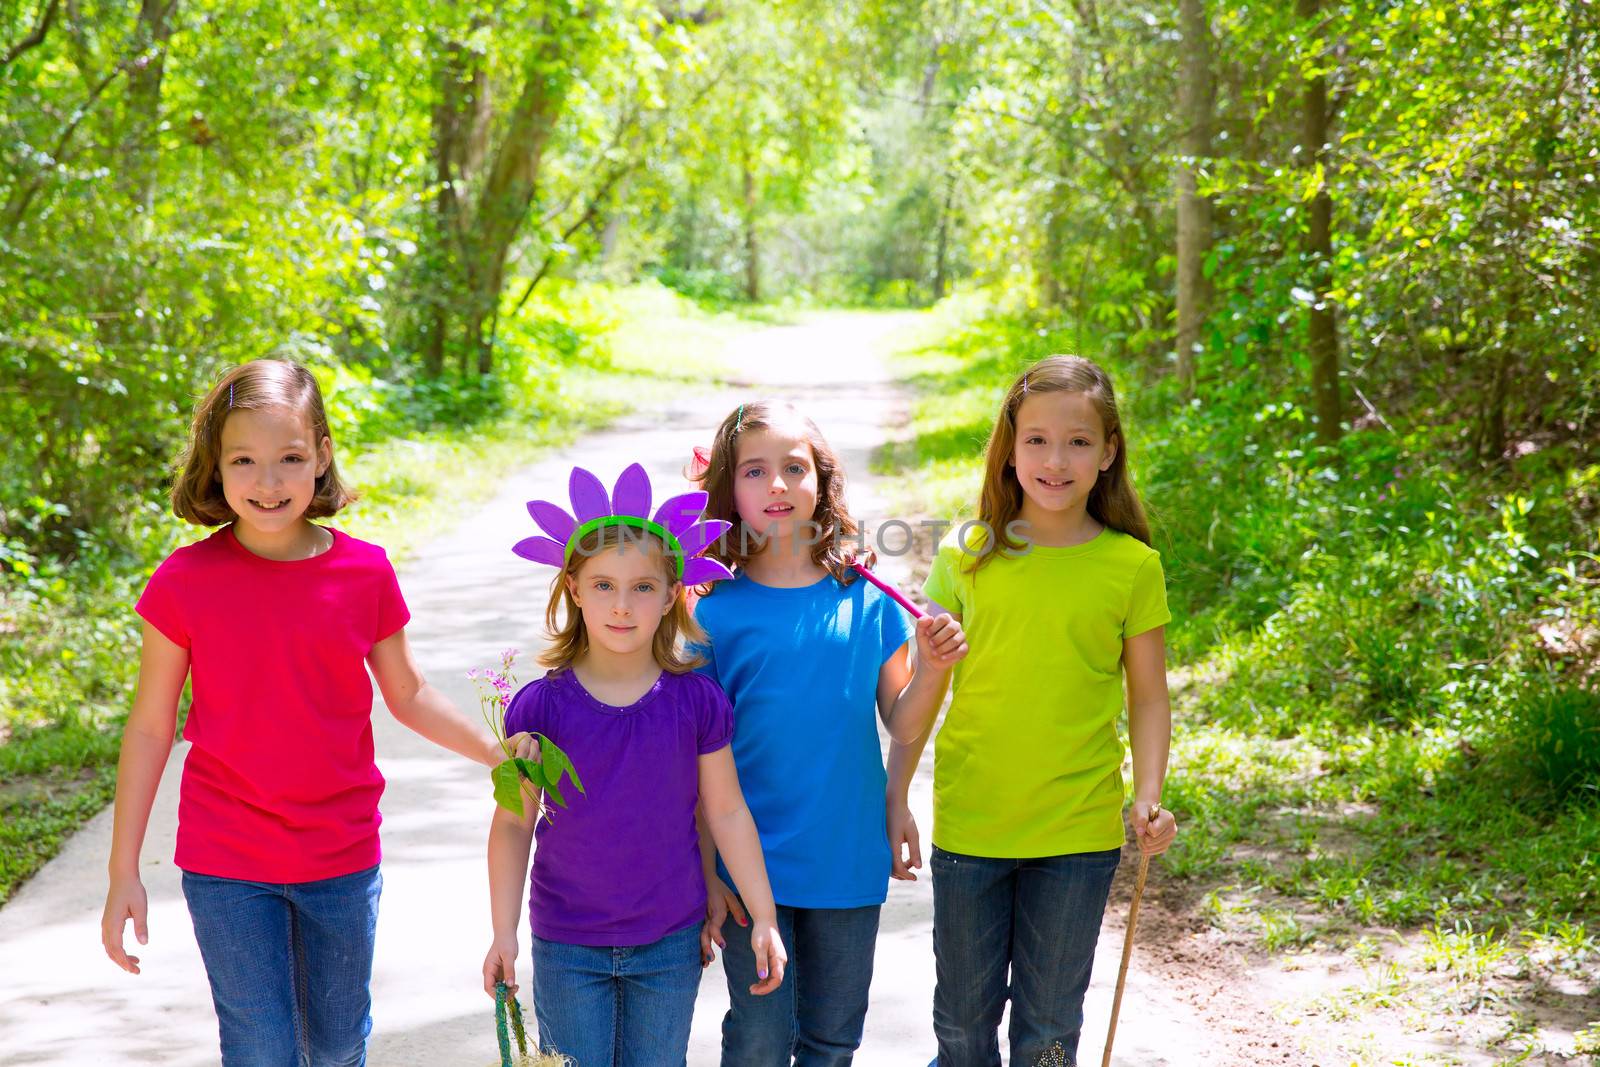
[0,280,761,904]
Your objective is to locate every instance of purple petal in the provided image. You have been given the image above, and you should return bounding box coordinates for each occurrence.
[569,467,610,524]
[512,535,567,567]
[679,520,731,558]
[654,492,709,537]
[611,463,652,520]
[526,499,576,543]
[681,557,735,585]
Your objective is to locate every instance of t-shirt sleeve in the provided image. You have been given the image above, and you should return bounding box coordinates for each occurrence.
[134,554,191,649]
[877,585,916,664]
[695,676,734,755]
[374,550,411,643]
[503,681,545,738]
[1124,551,1172,639]
[922,534,968,616]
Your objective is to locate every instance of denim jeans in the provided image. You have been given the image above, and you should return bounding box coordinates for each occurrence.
[530,922,703,1067]
[181,863,382,1067]
[930,846,1120,1067]
[718,900,882,1067]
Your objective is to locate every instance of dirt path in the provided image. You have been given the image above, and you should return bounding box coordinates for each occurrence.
[0,312,1306,1065]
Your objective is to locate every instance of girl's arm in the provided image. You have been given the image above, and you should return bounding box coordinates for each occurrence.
[698,746,786,995]
[878,611,967,744]
[102,622,190,974]
[368,626,505,766]
[886,726,933,881]
[696,802,747,964]
[1124,625,1178,854]
[482,782,540,997]
[883,602,961,879]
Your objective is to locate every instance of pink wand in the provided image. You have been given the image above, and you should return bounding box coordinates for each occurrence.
[850,562,927,620]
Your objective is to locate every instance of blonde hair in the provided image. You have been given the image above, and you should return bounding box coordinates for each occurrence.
[539,525,705,673]
[970,355,1151,571]
[171,359,352,525]
[692,400,872,588]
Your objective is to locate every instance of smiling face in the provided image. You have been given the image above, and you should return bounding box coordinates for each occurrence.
[731,426,821,550]
[565,543,680,659]
[1010,390,1118,519]
[217,406,331,536]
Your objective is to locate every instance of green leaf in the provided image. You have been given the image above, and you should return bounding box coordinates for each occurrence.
[492,760,525,818]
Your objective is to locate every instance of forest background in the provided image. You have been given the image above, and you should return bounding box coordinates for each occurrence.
[2,0,1598,1058]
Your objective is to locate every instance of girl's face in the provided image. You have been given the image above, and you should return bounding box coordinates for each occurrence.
[217,407,331,534]
[566,544,679,659]
[1010,390,1117,516]
[731,427,820,548]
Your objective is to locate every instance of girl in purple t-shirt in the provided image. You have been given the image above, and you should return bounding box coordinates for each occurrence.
[484,465,786,1067]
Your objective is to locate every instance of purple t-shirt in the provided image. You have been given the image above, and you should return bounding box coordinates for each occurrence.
[503,667,733,947]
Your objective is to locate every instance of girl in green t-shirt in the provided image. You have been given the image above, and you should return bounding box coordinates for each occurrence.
[897,355,1179,1067]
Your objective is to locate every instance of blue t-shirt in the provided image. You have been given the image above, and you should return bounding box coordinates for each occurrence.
[693,571,916,908]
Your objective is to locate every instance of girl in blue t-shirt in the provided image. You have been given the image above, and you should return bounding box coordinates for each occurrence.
[691,401,968,1066]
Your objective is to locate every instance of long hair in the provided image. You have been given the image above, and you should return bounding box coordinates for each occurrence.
[970,355,1151,571]
[539,524,705,673]
[692,400,871,589]
[171,359,353,525]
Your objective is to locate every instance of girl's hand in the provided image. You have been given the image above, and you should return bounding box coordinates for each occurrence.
[915,613,968,672]
[748,920,787,996]
[887,797,922,881]
[1132,801,1177,856]
[702,874,747,965]
[492,731,539,766]
[102,875,149,974]
[482,935,522,998]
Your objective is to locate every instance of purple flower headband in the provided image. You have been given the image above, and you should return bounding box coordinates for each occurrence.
[513,462,735,586]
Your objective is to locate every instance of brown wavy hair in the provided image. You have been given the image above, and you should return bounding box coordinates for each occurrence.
[969,355,1151,572]
[171,359,353,526]
[538,524,706,673]
[692,400,872,590]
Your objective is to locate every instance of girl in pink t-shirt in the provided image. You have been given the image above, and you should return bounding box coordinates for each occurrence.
[100,358,525,1065]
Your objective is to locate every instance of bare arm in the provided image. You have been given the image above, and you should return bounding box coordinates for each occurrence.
[102,622,189,974]
[878,611,966,744]
[886,603,958,801]
[699,746,786,994]
[368,626,501,766]
[1124,625,1177,854]
[482,784,540,997]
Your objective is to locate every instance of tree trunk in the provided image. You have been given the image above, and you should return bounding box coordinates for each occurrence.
[931,170,954,302]
[1174,0,1212,398]
[1299,0,1341,443]
[122,0,176,218]
[741,140,759,302]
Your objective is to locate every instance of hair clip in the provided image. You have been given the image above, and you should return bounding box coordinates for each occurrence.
[1021,372,1030,395]
[513,462,734,585]
[228,382,235,409]
[734,403,745,433]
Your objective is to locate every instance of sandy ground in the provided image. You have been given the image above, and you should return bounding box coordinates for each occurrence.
[0,314,1285,1066]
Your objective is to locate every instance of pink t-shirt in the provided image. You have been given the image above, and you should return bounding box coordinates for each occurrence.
[136,525,410,882]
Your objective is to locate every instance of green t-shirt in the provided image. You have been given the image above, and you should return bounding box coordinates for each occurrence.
[922,523,1170,858]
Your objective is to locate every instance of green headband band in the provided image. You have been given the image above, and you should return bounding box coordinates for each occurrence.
[564,515,685,579]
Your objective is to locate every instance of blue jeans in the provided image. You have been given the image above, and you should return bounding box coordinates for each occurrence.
[530,922,703,1067]
[719,900,882,1067]
[181,863,382,1067]
[930,846,1120,1067]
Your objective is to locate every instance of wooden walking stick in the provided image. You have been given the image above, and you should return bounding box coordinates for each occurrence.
[1101,803,1161,1067]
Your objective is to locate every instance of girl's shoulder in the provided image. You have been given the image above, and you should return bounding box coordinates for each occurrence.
[323,527,397,570]
[1094,527,1164,568]
[504,670,564,728]
[148,526,232,580]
